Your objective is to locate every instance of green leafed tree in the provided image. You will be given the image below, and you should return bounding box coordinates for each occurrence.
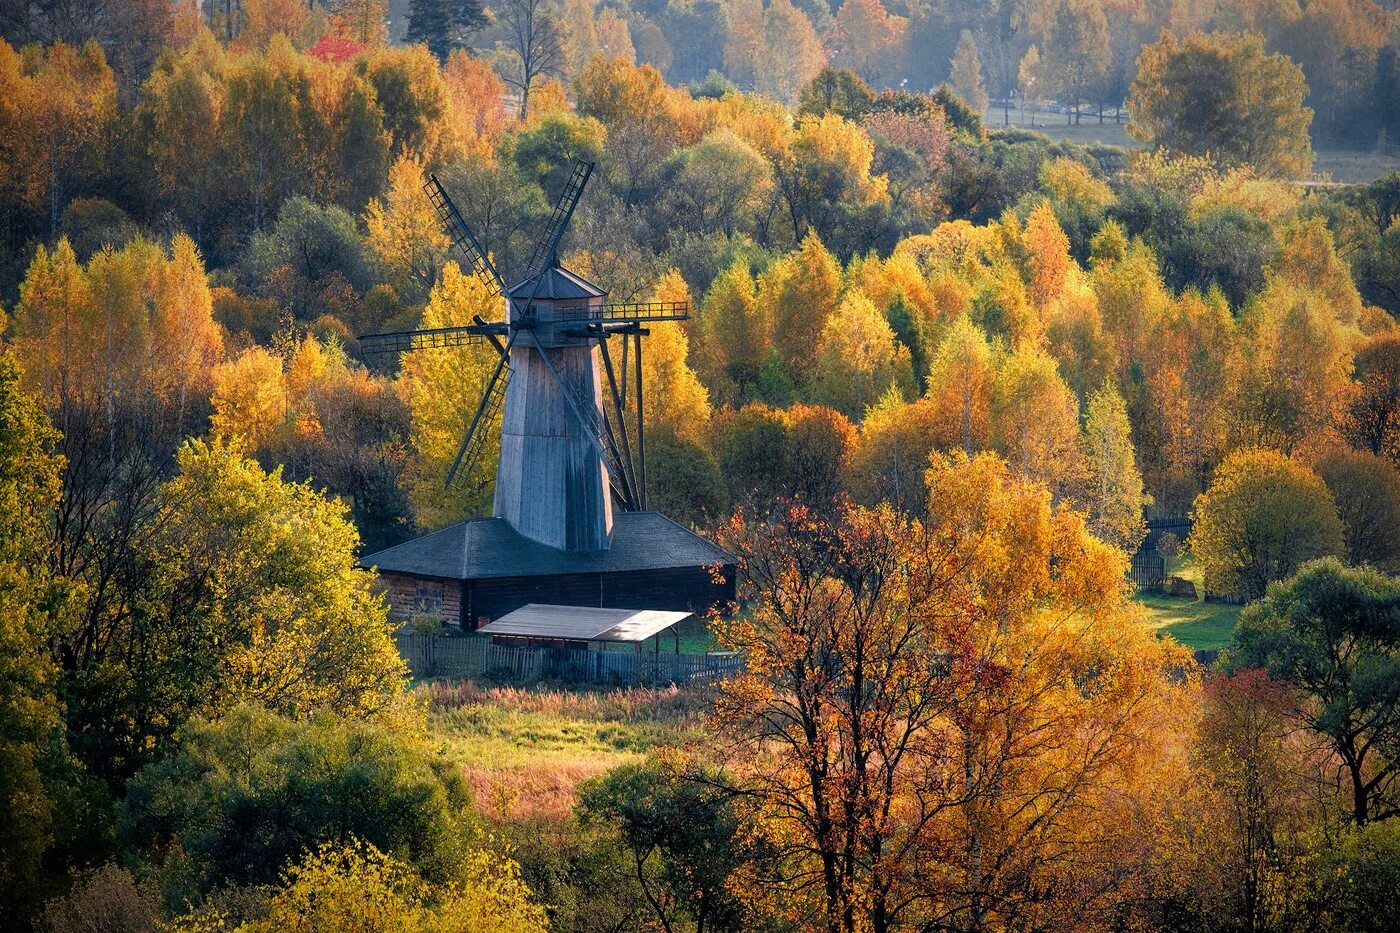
[1230,559,1400,825]
[1129,31,1315,179]
[120,704,477,898]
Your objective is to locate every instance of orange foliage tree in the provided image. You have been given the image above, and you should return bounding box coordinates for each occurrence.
[712,452,1191,932]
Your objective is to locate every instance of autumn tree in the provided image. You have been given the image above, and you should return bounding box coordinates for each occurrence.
[1039,0,1109,125]
[755,0,826,104]
[1189,448,1344,601]
[825,0,906,88]
[1129,31,1315,179]
[1348,331,1400,461]
[758,232,841,388]
[1081,381,1148,552]
[665,129,773,241]
[1227,281,1354,452]
[696,260,768,403]
[0,354,68,924]
[12,234,222,439]
[713,453,1189,932]
[364,152,452,302]
[711,402,791,505]
[211,345,287,450]
[396,261,504,526]
[991,346,1086,504]
[1189,670,1306,932]
[924,313,995,453]
[774,112,888,245]
[787,403,858,507]
[0,40,116,240]
[813,288,913,419]
[1315,449,1400,571]
[632,270,711,446]
[948,29,988,115]
[495,0,567,119]
[1231,559,1400,825]
[846,386,941,512]
[407,0,487,62]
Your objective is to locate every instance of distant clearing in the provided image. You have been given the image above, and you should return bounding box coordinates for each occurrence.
[990,115,1400,184]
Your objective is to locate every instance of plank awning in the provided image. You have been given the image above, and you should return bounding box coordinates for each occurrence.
[477,604,691,643]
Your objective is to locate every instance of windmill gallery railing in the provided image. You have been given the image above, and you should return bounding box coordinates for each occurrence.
[395,631,744,686]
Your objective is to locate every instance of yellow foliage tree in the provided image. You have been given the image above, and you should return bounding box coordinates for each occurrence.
[1189,447,1344,600]
[364,153,452,302]
[12,234,222,436]
[632,270,711,445]
[758,231,840,386]
[846,385,941,512]
[1081,382,1148,552]
[226,839,548,933]
[712,452,1191,932]
[992,346,1086,503]
[157,438,406,717]
[813,288,913,419]
[211,346,288,450]
[396,262,504,527]
[924,314,995,453]
[696,260,768,403]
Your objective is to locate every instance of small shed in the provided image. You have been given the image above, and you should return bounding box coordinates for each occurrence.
[477,603,692,654]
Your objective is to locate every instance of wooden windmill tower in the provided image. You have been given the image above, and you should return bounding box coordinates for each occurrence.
[360,160,688,553]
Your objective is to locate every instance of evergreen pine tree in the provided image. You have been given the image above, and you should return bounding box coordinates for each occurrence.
[407,0,489,63]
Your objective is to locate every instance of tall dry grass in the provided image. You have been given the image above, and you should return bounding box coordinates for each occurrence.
[418,680,710,823]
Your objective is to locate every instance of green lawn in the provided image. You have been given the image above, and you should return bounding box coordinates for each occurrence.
[1135,592,1241,652]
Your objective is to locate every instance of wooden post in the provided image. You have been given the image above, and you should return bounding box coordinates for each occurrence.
[634,328,646,509]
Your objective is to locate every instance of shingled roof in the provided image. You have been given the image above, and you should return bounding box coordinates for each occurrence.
[506,266,606,301]
[360,511,735,581]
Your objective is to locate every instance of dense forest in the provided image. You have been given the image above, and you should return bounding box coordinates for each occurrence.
[2,1,1400,931]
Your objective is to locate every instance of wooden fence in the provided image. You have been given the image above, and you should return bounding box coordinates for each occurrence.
[1129,552,1166,592]
[395,632,743,686]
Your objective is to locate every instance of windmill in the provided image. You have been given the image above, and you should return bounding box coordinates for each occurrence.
[359,159,688,553]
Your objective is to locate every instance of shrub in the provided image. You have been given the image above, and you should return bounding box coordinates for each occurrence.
[119,705,477,902]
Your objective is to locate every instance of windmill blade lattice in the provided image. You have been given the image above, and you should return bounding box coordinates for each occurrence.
[425,173,506,303]
[526,159,594,281]
[446,330,517,490]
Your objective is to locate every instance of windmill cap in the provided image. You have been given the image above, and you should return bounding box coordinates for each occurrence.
[506,266,607,301]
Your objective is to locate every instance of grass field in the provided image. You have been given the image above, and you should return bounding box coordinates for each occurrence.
[1135,593,1241,652]
[420,680,706,822]
[1131,556,1241,652]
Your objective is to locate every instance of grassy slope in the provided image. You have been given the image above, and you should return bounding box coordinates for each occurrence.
[1132,556,1241,652]
[1136,593,1241,651]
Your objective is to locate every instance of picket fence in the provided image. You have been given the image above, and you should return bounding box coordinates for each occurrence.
[395,631,743,686]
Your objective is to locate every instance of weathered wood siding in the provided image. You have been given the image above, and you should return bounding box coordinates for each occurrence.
[495,342,613,552]
[382,572,463,626]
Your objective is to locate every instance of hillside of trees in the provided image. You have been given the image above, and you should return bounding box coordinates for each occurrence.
[2,2,1400,931]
